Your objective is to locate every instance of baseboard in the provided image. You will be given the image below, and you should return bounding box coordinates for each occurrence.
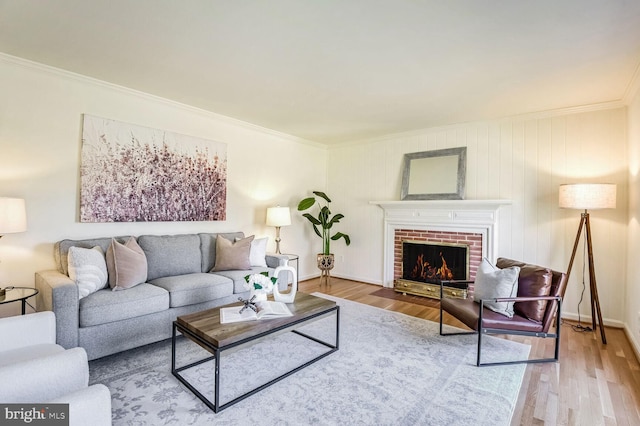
[298,272,383,286]
[560,311,624,329]
[623,324,640,362]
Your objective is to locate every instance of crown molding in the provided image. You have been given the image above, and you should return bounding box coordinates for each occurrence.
[623,60,640,104]
[333,100,628,149]
[0,52,326,150]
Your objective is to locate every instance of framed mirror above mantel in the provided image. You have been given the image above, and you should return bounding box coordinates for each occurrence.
[401,147,467,200]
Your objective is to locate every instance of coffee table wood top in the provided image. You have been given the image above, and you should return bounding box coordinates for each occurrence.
[175,292,336,348]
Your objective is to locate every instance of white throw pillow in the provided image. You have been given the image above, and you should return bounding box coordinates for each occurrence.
[236,236,268,267]
[68,246,109,299]
[473,258,520,318]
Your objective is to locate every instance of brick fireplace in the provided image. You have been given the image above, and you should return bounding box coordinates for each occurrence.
[370,199,511,293]
[394,229,483,294]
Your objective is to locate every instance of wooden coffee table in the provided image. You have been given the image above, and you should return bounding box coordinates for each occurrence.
[171,292,339,413]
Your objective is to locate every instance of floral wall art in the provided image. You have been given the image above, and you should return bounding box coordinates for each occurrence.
[80,115,227,222]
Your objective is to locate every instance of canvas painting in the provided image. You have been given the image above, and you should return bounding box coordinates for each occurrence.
[80,115,227,222]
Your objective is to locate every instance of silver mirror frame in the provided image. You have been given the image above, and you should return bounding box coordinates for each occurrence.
[400,147,467,200]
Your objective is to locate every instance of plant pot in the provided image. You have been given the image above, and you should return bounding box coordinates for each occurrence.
[317,254,335,271]
[317,253,334,285]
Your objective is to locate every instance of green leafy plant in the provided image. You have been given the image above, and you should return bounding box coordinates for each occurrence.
[297,191,351,255]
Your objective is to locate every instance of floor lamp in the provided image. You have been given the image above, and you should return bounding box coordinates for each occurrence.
[559,183,616,344]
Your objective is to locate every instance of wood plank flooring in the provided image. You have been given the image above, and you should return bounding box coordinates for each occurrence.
[298,277,640,426]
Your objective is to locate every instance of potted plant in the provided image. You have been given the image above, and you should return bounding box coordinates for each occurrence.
[297,191,351,280]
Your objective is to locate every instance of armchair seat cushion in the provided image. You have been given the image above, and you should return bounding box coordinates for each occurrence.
[79,283,169,327]
[0,347,89,403]
[150,273,234,307]
[441,297,544,333]
[0,343,65,366]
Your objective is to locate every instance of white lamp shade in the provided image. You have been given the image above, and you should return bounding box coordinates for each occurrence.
[266,206,291,227]
[0,197,27,234]
[559,184,616,210]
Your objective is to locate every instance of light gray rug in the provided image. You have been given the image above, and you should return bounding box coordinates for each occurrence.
[89,293,529,425]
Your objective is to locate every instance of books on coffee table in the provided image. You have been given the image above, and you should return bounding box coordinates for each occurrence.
[220,300,293,324]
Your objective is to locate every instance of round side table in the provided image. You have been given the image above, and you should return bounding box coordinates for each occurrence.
[0,286,39,315]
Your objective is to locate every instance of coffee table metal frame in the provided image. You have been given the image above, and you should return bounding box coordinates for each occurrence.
[171,304,339,413]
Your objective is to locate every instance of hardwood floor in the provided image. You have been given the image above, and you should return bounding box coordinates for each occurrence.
[298,277,640,426]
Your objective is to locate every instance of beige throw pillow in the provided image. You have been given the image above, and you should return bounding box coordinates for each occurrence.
[106,237,148,291]
[211,235,254,271]
[68,246,108,299]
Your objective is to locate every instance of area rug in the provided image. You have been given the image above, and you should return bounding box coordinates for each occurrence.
[89,293,529,425]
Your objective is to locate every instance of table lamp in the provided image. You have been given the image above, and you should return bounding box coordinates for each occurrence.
[559,183,616,344]
[0,197,27,238]
[266,206,291,254]
[0,197,27,297]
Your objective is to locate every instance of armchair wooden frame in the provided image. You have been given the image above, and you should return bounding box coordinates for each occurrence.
[438,259,567,367]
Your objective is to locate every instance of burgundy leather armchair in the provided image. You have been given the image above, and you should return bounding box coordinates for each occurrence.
[439,258,568,366]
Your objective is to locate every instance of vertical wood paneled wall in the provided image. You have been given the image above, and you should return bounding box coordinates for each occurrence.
[326,108,628,325]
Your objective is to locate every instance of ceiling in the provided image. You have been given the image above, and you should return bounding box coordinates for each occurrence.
[2,0,640,144]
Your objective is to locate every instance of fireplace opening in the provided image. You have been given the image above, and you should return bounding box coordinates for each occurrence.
[396,240,470,299]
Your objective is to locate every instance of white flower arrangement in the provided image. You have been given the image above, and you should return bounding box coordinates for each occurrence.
[243,272,277,293]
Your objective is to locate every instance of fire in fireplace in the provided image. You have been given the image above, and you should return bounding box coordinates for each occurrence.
[402,240,469,283]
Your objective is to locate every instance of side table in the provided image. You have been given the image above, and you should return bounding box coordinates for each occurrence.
[0,286,38,315]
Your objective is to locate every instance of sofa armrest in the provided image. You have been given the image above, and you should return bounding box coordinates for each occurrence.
[0,311,56,351]
[0,347,89,403]
[51,384,112,426]
[265,254,290,268]
[35,270,80,349]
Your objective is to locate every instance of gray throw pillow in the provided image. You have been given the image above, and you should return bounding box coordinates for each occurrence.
[68,246,108,299]
[211,235,254,271]
[106,237,148,290]
[473,258,520,318]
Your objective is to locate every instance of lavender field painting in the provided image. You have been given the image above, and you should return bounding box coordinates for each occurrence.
[80,115,227,222]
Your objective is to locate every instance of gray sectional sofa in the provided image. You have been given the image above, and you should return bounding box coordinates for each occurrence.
[35,232,288,360]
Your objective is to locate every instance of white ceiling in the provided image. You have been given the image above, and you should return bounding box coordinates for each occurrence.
[2,0,640,144]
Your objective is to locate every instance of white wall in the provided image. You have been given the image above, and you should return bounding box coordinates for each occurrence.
[0,54,327,316]
[327,108,628,326]
[626,86,640,355]
[0,51,634,338]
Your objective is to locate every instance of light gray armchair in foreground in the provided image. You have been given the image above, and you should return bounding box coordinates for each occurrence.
[0,311,112,426]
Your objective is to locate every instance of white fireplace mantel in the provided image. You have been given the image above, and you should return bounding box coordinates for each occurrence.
[370,199,512,287]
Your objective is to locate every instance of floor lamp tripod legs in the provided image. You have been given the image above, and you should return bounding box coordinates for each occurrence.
[584,214,607,344]
[566,211,607,344]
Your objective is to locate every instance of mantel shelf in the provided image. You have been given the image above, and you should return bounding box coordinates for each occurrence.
[370,199,512,210]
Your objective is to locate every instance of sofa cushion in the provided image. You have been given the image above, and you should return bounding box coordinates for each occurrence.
[199,232,245,273]
[79,284,169,327]
[149,273,234,308]
[68,246,108,299]
[55,236,132,276]
[496,258,553,323]
[214,267,271,293]
[138,234,202,281]
[211,235,254,271]
[106,237,148,291]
